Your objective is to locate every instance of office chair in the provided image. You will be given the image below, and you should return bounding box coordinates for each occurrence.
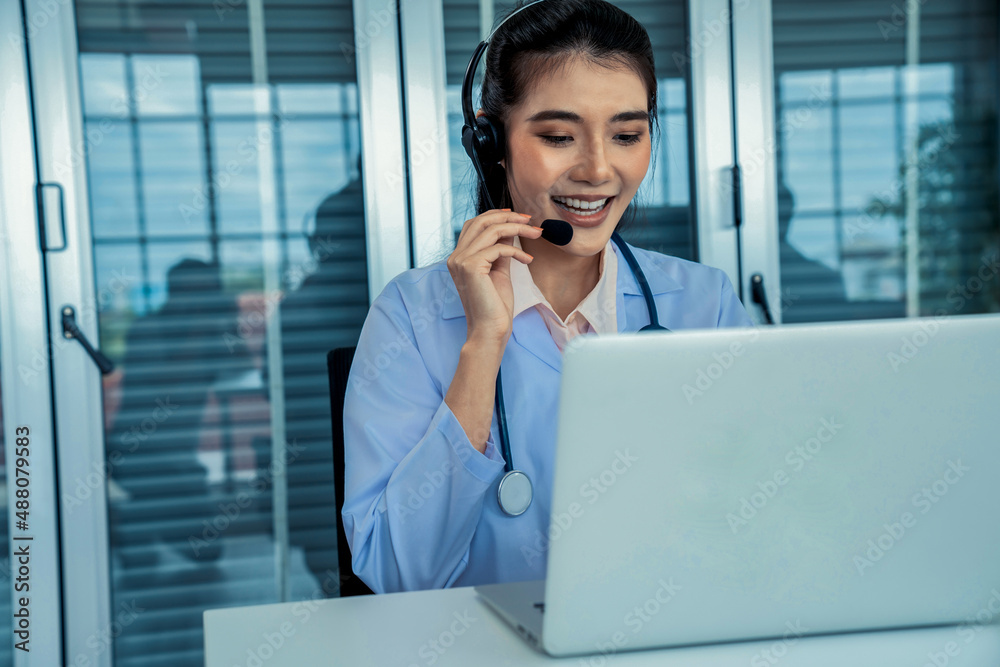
[327,346,375,597]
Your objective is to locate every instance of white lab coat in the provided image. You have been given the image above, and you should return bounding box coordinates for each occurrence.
[342,240,754,593]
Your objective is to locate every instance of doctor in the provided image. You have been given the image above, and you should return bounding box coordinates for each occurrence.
[342,0,754,595]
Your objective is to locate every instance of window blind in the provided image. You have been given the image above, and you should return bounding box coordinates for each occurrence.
[75,1,367,665]
[773,0,999,322]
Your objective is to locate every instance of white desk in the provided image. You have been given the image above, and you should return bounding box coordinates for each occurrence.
[204,586,1000,666]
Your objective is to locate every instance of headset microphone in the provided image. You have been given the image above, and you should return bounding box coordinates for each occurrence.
[539,219,573,246]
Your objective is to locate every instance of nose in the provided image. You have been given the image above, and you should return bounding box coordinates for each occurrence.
[570,137,614,185]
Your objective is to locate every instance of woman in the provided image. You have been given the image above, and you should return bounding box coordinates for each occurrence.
[342,0,753,594]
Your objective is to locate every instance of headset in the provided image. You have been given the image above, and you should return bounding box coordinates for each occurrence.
[460,0,551,210]
[459,0,669,518]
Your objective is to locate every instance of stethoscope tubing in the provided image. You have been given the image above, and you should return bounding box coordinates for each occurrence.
[493,231,669,515]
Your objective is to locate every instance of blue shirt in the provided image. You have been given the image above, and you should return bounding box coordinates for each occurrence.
[342,240,755,593]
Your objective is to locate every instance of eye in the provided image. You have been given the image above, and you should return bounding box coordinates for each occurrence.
[539,134,643,146]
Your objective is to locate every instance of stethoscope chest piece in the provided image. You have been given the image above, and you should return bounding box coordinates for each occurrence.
[497,470,533,516]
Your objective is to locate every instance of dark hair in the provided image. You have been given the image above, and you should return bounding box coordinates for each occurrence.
[475,0,659,233]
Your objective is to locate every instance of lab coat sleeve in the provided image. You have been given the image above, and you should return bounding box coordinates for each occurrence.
[717,272,755,328]
[341,281,506,594]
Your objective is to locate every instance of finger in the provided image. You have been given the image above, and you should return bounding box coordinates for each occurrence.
[455,208,510,246]
[471,242,534,268]
[462,221,543,257]
[458,209,529,247]
[457,208,510,245]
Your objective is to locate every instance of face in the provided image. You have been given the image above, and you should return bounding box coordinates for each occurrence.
[495,55,651,258]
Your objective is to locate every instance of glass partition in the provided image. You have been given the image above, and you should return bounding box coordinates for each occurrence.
[75,0,370,663]
[771,0,999,322]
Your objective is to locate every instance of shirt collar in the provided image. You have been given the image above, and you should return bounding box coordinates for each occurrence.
[509,235,618,335]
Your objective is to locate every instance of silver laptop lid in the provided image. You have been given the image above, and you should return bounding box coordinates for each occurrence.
[541,314,1000,656]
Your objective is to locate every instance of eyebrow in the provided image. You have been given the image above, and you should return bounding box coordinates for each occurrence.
[525,109,648,124]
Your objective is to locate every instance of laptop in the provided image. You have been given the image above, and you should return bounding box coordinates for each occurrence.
[475,313,1000,657]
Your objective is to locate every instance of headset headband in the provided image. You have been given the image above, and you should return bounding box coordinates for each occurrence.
[460,0,549,132]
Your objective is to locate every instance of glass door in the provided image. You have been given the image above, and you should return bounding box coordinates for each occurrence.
[734,0,1000,323]
[0,2,66,665]
[16,0,411,664]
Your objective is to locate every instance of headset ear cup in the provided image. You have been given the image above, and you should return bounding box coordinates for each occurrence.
[461,123,477,163]
[475,116,505,167]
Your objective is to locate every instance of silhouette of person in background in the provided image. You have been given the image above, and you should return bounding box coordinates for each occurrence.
[777,182,850,322]
[109,258,244,564]
[259,155,370,588]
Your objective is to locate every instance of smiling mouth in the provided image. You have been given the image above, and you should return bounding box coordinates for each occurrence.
[551,196,613,217]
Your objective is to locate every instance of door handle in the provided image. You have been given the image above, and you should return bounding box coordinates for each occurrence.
[38,182,68,252]
[61,305,115,374]
[750,273,775,325]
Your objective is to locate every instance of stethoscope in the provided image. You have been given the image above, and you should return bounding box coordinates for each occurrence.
[457,0,671,516]
[493,231,670,516]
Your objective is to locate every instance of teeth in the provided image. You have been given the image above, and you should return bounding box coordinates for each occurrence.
[552,196,608,212]
[552,197,608,217]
